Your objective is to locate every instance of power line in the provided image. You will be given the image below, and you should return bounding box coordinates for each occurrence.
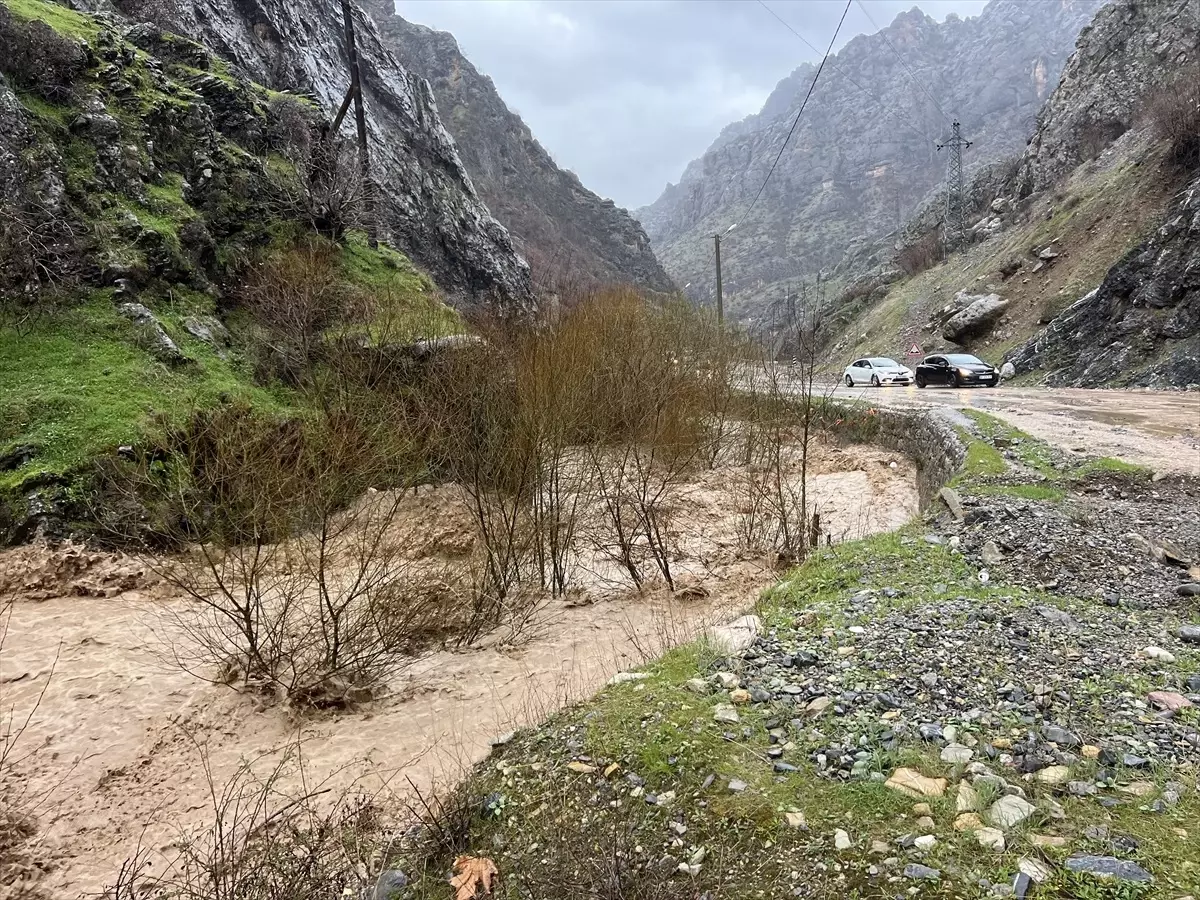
[854,0,953,126]
[731,0,853,232]
[755,0,932,147]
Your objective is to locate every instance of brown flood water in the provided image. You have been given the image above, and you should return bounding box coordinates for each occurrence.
[1,441,918,898]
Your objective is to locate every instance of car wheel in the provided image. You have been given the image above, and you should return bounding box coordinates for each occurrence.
[844,374,854,387]
[916,376,925,388]
[870,375,880,387]
[949,372,960,388]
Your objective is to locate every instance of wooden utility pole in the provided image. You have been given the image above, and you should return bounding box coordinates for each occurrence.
[713,233,723,325]
[339,0,377,248]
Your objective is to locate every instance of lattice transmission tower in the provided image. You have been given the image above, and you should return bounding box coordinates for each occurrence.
[937,121,972,253]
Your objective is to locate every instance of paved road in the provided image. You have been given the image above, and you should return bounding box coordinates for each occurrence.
[793,378,1200,475]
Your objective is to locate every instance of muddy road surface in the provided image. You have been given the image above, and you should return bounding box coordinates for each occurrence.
[806,379,1200,476]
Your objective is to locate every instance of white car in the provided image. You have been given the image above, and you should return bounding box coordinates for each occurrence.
[843,357,914,387]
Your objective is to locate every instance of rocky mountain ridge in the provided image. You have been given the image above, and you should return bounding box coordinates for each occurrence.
[363,0,675,296]
[1015,0,1200,196]
[70,0,533,308]
[637,0,1104,322]
[1003,0,1200,388]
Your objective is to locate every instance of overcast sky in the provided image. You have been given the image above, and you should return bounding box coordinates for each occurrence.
[393,0,990,210]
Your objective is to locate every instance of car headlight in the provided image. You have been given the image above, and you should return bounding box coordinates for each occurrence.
[958,368,972,377]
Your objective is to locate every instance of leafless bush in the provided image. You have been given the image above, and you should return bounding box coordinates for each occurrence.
[895,228,943,275]
[103,740,399,900]
[235,237,363,384]
[133,405,454,708]
[736,283,829,564]
[0,189,81,330]
[0,7,87,103]
[1142,62,1200,171]
[269,129,366,242]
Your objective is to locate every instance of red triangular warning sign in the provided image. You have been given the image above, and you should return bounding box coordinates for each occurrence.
[908,344,921,354]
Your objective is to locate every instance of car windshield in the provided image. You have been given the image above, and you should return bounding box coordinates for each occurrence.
[945,354,985,365]
[868,358,901,367]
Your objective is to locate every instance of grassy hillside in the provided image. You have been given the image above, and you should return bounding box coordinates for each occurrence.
[0,0,459,541]
[828,133,1175,373]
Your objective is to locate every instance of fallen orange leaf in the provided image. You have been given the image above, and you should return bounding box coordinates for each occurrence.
[451,855,499,900]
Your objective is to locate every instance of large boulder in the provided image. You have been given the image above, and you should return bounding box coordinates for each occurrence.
[942,293,1010,343]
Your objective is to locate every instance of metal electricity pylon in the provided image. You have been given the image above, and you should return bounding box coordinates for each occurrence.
[937,121,972,254]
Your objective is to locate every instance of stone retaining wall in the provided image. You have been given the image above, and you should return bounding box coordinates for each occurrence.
[828,405,966,508]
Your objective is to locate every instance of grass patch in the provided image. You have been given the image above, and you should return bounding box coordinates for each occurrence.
[1070,457,1154,481]
[759,526,1014,632]
[14,90,72,125]
[0,294,291,488]
[957,431,1008,479]
[3,0,100,38]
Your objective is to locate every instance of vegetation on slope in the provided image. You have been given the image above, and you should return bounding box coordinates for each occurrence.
[830,135,1175,372]
[391,420,1200,899]
[0,0,460,541]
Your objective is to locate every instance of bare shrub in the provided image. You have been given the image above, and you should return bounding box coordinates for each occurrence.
[135,405,451,708]
[268,128,366,242]
[895,228,943,276]
[736,282,829,564]
[0,7,88,103]
[1142,62,1200,171]
[235,237,362,384]
[104,740,399,900]
[0,176,81,329]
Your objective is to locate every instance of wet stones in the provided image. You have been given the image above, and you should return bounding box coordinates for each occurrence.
[1064,856,1153,884]
[988,795,1036,829]
[903,864,940,881]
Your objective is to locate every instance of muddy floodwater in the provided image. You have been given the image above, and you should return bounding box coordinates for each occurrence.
[1,441,918,898]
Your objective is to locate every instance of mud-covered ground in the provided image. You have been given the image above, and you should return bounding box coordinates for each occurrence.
[811,380,1200,476]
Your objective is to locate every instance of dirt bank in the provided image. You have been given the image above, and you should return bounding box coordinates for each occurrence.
[0,441,919,898]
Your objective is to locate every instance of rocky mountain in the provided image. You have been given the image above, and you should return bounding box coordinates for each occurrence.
[1015,0,1200,196]
[361,0,674,296]
[1004,0,1200,387]
[71,0,533,308]
[637,0,1104,322]
[1006,173,1200,387]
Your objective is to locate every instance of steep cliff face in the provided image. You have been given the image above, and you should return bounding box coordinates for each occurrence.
[637,0,1102,321]
[1002,0,1200,387]
[361,0,674,295]
[1014,0,1200,196]
[91,0,533,308]
[1006,175,1200,387]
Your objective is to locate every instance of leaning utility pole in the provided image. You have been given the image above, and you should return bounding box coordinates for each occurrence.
[937,121,972,254]
[713,233,724,325]
[339,0,377,248]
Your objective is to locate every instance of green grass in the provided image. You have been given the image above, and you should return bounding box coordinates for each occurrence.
[0,295,291,488]
[1071,457,1154,480]
[338,231,463,339]
[400,521,1200,897]
[13,91,73,126]
[3,0,100,38]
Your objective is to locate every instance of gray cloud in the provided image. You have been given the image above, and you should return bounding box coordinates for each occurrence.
[394,0,989,210]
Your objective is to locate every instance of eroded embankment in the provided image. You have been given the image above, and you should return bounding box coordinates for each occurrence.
[0,438,920,898]
[398,410,1200,899]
